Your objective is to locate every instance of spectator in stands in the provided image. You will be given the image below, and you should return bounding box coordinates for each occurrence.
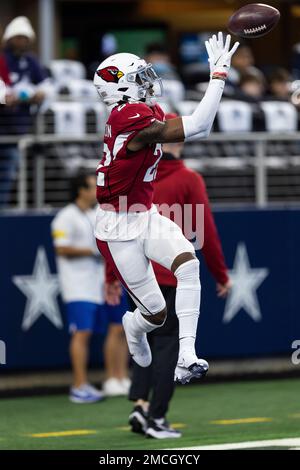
[88,33,118,79]
[268,68,291,101]
[0,16,47,208]
[145,42,185,103]
[145,42,179,81]
[228,44,264,86]
[239,73,266,102]
[52,172,131,402]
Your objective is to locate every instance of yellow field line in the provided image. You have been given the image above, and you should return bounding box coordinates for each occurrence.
[27,429,98,438]
[210,417,273,425]
[171,423,187,429]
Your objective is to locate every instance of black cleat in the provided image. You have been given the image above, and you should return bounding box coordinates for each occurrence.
[146,418,182,439]
[129,405,148,435]
[175,359,209,384]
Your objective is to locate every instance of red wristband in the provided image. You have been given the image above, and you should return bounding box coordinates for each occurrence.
[212,71,228,81]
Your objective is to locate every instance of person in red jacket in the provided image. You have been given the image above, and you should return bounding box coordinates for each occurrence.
[150,144,230,296]
[105,113,231,439]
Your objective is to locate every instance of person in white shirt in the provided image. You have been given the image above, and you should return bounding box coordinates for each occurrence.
[51,172,130,402]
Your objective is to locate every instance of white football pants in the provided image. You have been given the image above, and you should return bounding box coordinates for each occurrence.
[96,210,196,316]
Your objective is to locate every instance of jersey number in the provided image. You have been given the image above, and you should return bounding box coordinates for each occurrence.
[96,143,111,187]
[143,144,163,182]
[97,143,163,187]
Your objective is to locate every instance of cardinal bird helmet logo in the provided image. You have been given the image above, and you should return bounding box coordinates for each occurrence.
[97,66,124,83]
[94,52,163,106]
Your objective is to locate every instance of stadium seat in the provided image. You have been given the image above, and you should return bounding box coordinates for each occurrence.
[217,100,253,132]
[40,102,87,135]
[49,60,86,83]
[260,101,298,132]
[175,100,199,116]
[36,78,59,104]
[85,102,108,134]
[57,79,98,101]
[161,79,185,103]
[40,101,108,136]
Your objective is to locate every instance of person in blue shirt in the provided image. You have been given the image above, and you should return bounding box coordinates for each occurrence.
[0,16,47,207]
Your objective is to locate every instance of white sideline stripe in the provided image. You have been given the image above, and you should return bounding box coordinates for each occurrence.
[168,437,300,450]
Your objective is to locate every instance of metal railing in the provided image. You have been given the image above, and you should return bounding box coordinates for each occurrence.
[184,132,300,207]
[1,132,300,210]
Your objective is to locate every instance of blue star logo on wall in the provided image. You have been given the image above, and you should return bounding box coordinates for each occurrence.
[223,243,269,324]
[12,247,63,331]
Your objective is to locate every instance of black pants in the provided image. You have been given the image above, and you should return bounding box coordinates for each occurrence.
[128,285,179,419]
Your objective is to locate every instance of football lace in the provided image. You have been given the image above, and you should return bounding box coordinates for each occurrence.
[244,24,267,35]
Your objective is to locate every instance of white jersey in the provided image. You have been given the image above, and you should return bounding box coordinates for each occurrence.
[51,203,104,304]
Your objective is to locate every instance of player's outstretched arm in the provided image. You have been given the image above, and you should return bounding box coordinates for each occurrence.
[128,33,239,152]
[182,33,239,140]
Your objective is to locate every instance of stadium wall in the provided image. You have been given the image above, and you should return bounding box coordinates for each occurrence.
[1,207,299,370]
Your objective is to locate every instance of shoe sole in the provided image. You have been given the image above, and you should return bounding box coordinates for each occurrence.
[146,428,182,439]
[175,363,208,385]
[69,396,104,403]
[129,413,147,434]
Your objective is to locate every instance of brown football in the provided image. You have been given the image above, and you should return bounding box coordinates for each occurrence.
[228,3,280,39]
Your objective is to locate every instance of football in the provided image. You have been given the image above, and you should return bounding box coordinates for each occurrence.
[228,3,280,39]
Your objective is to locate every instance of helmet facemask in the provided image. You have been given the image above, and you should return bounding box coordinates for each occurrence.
[126,63,163,106]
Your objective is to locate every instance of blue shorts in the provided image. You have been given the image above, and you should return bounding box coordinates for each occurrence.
[66,293,128,334]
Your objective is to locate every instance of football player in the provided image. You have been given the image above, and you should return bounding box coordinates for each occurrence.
[93,33,239,384]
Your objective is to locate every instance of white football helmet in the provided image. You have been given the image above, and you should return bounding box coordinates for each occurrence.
[93,52,163,107]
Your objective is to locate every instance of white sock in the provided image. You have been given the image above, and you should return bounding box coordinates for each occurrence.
[129,308,162,335]
[174,259,201,358]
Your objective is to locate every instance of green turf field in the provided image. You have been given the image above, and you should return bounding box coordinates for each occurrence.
[1,378,300,450]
